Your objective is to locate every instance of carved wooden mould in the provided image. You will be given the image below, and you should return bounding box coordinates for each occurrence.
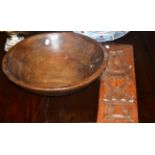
[97,44,138,123]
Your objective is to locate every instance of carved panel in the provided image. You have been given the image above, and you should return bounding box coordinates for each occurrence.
[97,44,138,123]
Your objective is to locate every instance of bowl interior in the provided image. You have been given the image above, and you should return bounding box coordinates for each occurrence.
[3,32,107,95]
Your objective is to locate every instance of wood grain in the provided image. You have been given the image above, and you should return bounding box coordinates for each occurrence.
[97,44,138,123]
[0,31,155,122]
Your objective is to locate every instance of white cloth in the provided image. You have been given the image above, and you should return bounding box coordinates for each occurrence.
[5,35,24,52]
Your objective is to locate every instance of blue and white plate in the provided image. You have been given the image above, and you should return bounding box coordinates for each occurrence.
[74,31,129,43]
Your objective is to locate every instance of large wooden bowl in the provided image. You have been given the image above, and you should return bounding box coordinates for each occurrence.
[2,32,108,96]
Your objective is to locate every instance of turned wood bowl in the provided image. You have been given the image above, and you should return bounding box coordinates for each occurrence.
[2,32,108,96]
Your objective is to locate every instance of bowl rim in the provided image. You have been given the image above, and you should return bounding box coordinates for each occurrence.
[2,32,109,95]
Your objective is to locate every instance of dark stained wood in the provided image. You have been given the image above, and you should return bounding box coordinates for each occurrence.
[33,80,100,123]
[0,54,48,123]
[1,31,155,122]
